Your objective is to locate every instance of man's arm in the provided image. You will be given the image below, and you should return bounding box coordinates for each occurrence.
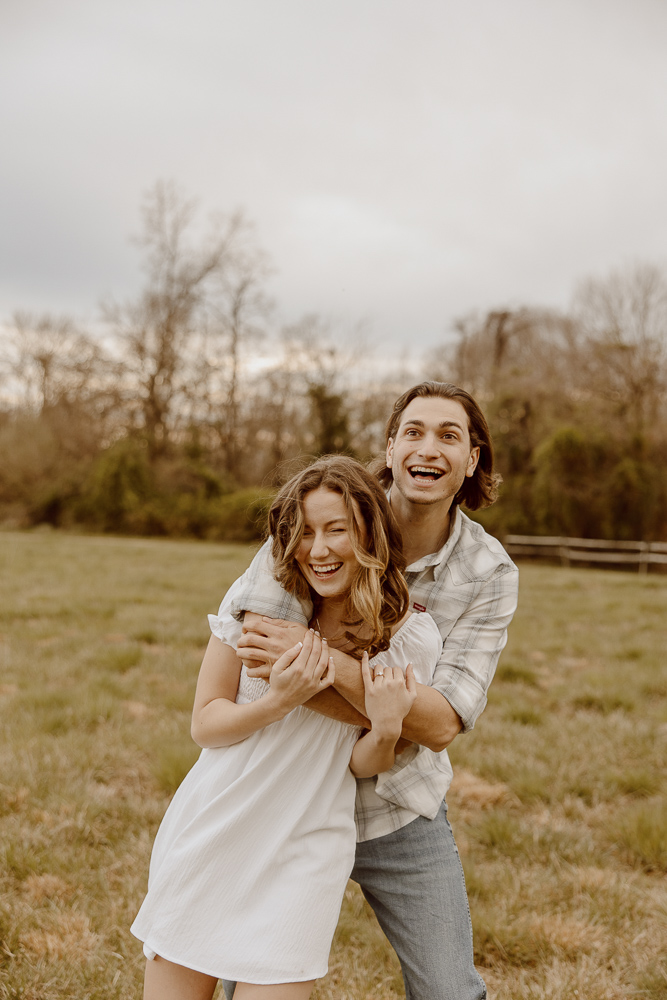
[323,642,461,751]
[238,614,461,752]
[306,687,370,728]
[428,565,519,735]
[224,545,453,743]
[239,557,519,752]
[213,539,311,633]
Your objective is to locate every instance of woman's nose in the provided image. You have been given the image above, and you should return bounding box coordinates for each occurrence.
[310,532,329,558]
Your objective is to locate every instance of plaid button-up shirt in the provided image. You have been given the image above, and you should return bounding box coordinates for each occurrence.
[214,507,518,842]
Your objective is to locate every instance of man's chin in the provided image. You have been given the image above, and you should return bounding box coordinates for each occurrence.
[404,486,451,505]
[395,478,457,507]
[410,492,448,505]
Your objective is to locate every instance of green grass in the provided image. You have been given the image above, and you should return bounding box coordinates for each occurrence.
[446,561,667,999]
[0,531,666,998]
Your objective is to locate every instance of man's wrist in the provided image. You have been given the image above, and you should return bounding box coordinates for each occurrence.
[367,726,402,748]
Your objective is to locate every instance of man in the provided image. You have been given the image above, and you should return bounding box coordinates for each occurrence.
[222,381,518,1000]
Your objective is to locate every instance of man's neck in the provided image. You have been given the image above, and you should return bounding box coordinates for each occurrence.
[389,489,455,566]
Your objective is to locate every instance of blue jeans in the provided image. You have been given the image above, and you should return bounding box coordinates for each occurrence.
[350,801,486,999]
[224,801,485,1000]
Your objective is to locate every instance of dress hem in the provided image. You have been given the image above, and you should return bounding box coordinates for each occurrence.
[132,930,326,984]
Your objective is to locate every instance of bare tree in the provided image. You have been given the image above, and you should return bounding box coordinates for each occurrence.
[1,312,114,415]
[233,315,366,483]
[276,315,362,455]
[194,221,273,478]
[105,181,270,462]
[572,263,667,436]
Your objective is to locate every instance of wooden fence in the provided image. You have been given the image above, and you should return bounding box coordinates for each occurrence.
[504,535,667,574]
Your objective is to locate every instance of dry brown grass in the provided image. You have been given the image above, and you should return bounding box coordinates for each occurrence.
[0,531,665,998]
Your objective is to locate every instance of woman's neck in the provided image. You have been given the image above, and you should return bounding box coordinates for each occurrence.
[313,595,357,650]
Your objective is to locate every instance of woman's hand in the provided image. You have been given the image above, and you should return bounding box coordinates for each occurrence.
[266,630,335,716]
[349,653,418,778]
[361,652,417,741]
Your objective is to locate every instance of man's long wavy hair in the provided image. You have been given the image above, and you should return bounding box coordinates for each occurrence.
[376,381,500,510]
[268,456,409,658]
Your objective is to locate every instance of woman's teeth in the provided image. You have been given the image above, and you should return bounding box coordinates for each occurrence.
[311,563,343,577]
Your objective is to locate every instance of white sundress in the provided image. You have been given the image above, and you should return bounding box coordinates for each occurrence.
[131,611,441,984]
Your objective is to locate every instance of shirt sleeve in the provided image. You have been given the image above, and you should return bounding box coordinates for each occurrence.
[224,538,312,626]
[433,563,519,732]
[207,575,247,650]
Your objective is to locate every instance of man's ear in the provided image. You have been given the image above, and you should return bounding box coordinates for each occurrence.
[465,446,481,478]
[386,438,394,469]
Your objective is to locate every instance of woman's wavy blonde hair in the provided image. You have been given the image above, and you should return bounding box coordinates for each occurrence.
[268,456,409,658]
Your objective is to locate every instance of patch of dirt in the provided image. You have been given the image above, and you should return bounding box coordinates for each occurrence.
[449,769,519,809]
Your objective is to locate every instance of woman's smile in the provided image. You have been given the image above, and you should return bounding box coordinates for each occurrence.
[309,561,344,578]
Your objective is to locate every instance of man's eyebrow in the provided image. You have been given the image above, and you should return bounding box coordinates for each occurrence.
[401,419,465,431]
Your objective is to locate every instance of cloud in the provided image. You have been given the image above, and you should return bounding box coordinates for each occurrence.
[1,0,666,346]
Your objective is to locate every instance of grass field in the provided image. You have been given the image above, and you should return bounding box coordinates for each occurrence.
[0,530,665,999]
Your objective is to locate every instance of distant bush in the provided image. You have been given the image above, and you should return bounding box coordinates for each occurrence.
[0,412,93,527]
[68,441,273,541]
[473,427,667,543]
[206,488,275,542]
[0,426,276,542]
[110,486,275,541]
[76,438,153,532]
[533,427,612,538]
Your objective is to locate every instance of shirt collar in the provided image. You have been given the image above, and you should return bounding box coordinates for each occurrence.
[403,506,462,576]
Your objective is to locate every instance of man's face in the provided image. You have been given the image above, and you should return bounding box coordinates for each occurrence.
[386,397,480,509]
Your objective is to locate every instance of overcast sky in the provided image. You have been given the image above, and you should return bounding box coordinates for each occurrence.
[2,0,666,353]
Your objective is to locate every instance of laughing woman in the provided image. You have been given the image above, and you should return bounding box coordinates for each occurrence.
[131,456,442,1000]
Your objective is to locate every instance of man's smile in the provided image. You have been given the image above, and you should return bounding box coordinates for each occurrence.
[408,465,445,483]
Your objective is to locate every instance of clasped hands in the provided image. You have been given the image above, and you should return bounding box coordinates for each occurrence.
[238,613,415,752]
[237,613,306,678]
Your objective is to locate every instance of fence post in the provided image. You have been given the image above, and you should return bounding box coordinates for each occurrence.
[559,538,570,567]
[639,542,649,575]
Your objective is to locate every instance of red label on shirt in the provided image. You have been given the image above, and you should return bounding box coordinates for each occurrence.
[413,602,426,612]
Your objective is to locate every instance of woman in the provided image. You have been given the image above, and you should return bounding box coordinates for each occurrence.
[131,456,442,1000]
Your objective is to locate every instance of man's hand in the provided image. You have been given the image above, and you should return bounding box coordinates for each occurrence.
[237,613,308,679]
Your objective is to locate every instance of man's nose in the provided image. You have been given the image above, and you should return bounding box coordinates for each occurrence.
[418,432,440,457]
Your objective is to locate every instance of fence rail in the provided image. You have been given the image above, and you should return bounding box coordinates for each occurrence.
[504,534,667,574]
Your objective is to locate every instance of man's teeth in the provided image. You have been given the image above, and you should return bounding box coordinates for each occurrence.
[410,467,443,479]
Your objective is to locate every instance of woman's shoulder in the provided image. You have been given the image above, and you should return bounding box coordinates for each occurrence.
[392,610,441,644]
[383,612,442,680]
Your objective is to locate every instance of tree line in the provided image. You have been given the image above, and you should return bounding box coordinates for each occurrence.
[1,182,666,542]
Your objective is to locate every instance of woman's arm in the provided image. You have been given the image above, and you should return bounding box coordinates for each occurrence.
[191,631,334,749]
[349,656,417,778]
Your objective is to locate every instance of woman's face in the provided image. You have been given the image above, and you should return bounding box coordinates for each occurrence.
[295,487,365,600]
